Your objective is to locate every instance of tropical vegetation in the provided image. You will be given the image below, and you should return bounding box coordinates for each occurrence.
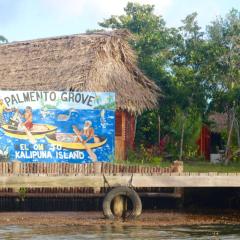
[99,3,240,164]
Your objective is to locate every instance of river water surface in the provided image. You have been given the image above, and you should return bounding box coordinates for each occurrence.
[0,224,240,239]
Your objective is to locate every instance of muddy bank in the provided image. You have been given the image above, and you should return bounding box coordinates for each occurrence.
[0,211,239,226]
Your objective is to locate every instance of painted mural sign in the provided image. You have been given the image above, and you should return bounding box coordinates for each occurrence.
[0,91,115,163]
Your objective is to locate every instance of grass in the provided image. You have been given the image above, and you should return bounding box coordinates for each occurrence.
[115,158,240,172]
[115,157,171,167]
[184,161,240,173]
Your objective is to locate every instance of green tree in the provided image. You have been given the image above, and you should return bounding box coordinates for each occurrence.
[207,9,240,164]
[99,2,240,162]
[168,13,215,159]
[169,107,202,160]
[100,2,180,147]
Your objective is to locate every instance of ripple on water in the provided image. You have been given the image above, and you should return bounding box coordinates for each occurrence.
[0,224,239,240]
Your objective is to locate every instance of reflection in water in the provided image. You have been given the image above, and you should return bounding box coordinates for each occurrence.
[0,225,240,240]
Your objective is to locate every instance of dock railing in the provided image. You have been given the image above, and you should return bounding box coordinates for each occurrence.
[0,160,183,176]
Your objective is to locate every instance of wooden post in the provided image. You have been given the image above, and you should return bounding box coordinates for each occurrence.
[12,160,21,175]
[158,115,161,146]
[113,195,124,218]
[179,121,185,161]
[225,107,235,165]
[172,160,184,207]
[93,162,102,194]
[171,160,183,173]
[12,160,21,193]
[93,162,102,175]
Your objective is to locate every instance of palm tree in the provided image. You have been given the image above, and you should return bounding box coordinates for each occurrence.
[0,35,8,44]
[107,94,113,104]
[94,93,102,105]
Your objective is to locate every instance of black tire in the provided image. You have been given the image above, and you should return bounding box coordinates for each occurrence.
[103,186,142,220]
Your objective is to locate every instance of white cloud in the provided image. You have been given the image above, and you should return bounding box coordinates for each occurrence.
[135,0,173,14]
[42,0,87,18]
[41,0,173,20]
[93,0,173,17]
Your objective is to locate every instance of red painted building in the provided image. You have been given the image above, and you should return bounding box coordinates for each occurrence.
[197,126,211,160]
[197,113,227,160]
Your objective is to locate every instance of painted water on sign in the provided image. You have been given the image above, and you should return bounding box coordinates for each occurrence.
[0,91,115,163]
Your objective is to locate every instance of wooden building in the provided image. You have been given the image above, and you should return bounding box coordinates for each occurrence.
[197,112,228,160]
[0,30,159,160]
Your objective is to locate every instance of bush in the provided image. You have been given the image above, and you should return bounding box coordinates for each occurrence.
[126,145,164,165]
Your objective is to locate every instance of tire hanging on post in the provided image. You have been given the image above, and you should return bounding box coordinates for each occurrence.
[102,186,142,220]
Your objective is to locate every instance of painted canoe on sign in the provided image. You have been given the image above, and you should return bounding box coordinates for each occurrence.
[45,133,107,150]
[1,124,57,139]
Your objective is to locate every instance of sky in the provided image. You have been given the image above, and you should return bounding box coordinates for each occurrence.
[0,0,239,42]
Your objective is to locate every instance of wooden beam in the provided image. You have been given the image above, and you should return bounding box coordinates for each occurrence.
[0,192,182,198]
[0,174,240,188]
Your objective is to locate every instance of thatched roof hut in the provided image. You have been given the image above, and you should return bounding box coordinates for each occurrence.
[0,30,159,115]
[0,30,160,160]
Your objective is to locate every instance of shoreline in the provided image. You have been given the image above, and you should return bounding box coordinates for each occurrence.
[0,211,239,227]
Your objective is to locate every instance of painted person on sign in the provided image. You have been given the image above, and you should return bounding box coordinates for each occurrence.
[15,106,36,144]
[72,121,100,162]
[23,106,33,130]
[16,106,33,130]
[81,121,95,144]
[0,98,15,126]
[75,121,100,144]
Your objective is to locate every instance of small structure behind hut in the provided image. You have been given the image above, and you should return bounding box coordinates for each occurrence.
[0,30,160,160]
[197,112,227,161]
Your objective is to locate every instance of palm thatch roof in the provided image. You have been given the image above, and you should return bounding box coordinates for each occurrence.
[209,112,228,132]
[0,30,160,114]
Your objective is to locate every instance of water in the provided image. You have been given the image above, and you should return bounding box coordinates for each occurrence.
[0,225,239,239]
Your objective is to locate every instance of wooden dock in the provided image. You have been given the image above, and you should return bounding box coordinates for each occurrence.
[0,161,239,218]
[0,161,239,189]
